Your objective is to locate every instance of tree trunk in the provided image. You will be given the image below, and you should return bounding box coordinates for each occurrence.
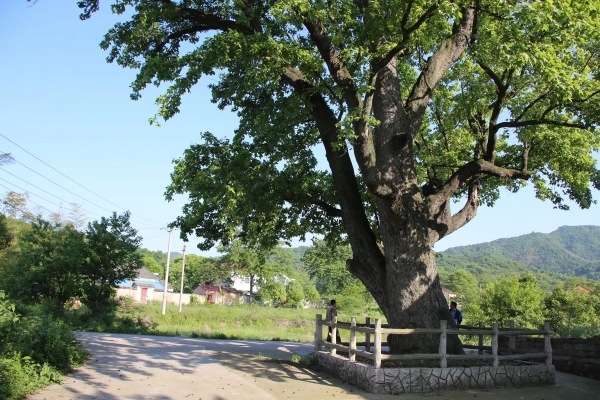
[350,198,463,355]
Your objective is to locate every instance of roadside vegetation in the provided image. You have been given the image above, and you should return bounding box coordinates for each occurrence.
[67,297,386,342]
[0,203,137,399]
[0,291,89,400]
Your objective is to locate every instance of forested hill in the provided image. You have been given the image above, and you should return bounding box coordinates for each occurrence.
[438,226,600,280]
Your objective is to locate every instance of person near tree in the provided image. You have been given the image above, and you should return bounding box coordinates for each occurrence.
[449,301,463,329]
[326,299,342,343]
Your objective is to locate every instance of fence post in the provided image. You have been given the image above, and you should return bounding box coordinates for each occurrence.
[492,322,499,367]
[544,321,552,367]
[478,321,484,355]
[314,314,323,352]
[439,320,447,368]
[365,317,371,352]
[331,316,338,356]
[374,319,382,369]
[349,317,357,362]
[509,320,515,355]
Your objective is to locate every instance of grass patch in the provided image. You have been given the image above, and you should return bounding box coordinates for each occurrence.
[69,299,387,343]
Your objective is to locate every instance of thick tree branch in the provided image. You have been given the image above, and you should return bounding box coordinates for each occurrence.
[514,91,549,122]
[428,179,479,243]
[372,2,439,74]
[426,159,531,216]
[281,66,385,268]
[302,15,361,109]
[156,0,256,35]
[495,119,589,130]
[406,5,475,118]
[478,64,513,161]
[445,181,479,237]
[302,13,381,193]
[284,195,342,218]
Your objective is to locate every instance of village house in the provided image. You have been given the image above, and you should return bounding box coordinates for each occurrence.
[442,287,457,301]
[192,285,244,305]
[116,266,183,304]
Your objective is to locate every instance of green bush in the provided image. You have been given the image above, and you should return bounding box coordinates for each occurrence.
[0,353,63,400]
[0,291,89,399]
[12,316,88,373]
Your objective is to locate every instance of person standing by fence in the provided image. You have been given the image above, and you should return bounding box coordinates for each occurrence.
[449,301,463,329]
[326,299,342,343]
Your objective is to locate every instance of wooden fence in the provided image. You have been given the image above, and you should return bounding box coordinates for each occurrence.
[314,315,552,369]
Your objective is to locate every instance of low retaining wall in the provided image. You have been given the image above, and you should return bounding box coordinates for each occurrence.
[316,352,555,394]
[500,336,600,380]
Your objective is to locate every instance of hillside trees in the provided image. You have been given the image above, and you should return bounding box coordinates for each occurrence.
[79,0,600,353]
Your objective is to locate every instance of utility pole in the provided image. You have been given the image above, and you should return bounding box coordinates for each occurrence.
[161,228,174,315]
[178,244,187,313]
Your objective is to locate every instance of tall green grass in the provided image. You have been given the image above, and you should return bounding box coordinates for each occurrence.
[73,299,387,343]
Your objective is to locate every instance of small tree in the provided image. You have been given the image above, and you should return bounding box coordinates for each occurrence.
[168,254,230,292]
[83,211,142,313]
[258,282,287,304]
[545,287,600,338]
[3,218,86,308]
[444,269,482,324]
[303,284,321,304]
[285,280,305,307]
[481,274,545,328]
[303,240,372,304]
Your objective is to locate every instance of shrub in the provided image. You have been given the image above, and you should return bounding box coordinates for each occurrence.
[12,316,88,374]
[0,292,89,399]
[0,354,58,400]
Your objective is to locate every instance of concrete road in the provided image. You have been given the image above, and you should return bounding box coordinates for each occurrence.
[29,332,600,400]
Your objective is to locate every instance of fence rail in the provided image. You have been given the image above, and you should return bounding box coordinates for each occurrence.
[314,314,552,369]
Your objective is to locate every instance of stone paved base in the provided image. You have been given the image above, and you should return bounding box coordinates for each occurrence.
[316,351,556,394]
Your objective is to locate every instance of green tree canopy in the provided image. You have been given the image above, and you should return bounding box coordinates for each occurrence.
[303,284,321,303]
[285,280,305,306]
[2,218,86,307]
[545,286,600,338]
[481,274,545,328]
[83,211,142,312]
[302,240,372,310]
[168,254,230,292]
[257,281,287,304]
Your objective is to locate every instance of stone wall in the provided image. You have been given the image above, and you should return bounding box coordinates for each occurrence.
[315,352,555,394]
[499,336,600,380]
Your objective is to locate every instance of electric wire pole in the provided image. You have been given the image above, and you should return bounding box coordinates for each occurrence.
[161,228,173,315]
[178,244,187,312]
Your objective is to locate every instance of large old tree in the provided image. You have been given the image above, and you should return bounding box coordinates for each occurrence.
[77,0,599,352]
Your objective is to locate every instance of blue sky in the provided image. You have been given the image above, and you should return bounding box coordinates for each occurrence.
[1,1,598,257]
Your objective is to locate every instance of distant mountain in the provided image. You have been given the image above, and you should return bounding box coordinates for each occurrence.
[438,226,600,281]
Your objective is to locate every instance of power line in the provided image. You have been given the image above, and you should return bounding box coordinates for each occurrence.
[0,162,161,229]
[0,181,82,217]
[0,133,167,227]
[0,181,164,237]
[0,173,162,230]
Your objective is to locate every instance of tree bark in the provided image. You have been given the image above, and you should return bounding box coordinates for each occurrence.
[351,197,463,354]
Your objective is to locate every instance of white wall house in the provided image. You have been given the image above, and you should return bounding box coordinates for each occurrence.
[230,274,254,293]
